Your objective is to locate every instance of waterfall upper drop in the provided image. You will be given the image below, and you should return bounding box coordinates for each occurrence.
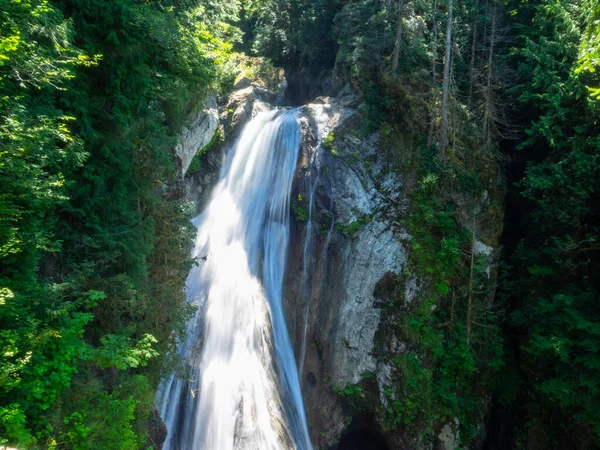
[157,108,312,450]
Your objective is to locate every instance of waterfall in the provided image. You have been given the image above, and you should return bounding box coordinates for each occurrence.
[157,109,312,450]
[298,143,334,377]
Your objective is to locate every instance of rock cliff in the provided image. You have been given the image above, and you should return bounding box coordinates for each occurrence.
[180,80,502,449]
[284,96,412,447]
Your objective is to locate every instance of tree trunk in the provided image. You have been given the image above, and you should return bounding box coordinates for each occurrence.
[391,0,405,73]
[439,0,453,160]
[427,0,439,147]
[482,5,496,146]
[467,226,475,344]
[451,287,456,323]
[468,15,477,106]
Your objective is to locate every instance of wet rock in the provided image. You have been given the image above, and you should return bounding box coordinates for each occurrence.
[148,406,168,449]
[221,86,279,141]
[184,82,279,212]
[284,97,410,447]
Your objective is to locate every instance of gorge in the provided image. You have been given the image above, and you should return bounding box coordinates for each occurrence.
[1,0,598,449]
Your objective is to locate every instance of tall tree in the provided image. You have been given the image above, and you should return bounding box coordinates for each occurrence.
[440,0,453,159]
[481,2,497,146]
[428,0,439,147]
[467,5,478,106]
[391,0,405,73]
[502,0,600,446]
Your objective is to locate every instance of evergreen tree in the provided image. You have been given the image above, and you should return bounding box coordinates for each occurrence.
[0,0,240,447]
[502,0,600,446]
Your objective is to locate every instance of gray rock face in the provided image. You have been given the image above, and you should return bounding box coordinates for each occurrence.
[184,82,282,212]
[176,93,218,176]
[436,419,461,450]
[283,98,411,447]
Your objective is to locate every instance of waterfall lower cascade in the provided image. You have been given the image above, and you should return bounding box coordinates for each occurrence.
[157,109,312,450]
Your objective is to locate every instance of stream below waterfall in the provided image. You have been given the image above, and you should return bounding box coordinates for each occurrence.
[157,108,312,450]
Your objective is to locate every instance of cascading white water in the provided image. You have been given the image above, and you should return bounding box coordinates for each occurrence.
[157,109,312,450]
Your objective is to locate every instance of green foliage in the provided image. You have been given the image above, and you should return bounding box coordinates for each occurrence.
[577,0,600,98]
[291,197,309,222]
[0,0,91,277]
[387,157,503,442]
[251,0,341,70]
[55,375,154,450]
[384,353,434,432]
[323,133,335,151]
[95,334,159,370]
[0,0,238,447]
[409,171,462,287]
[334,215,372,238]
[332,382,367,411]
[502,0,600,445]
[59,394,139,450]
[333,0,393,84]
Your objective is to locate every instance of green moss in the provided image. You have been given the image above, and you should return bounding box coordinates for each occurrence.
[334,215,372,237]
[186,129,223,176]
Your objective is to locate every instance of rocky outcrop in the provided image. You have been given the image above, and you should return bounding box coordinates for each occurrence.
[283,96,413,448]
[147,406,168,449]
[284,92,504,449]
[176,93,218,177]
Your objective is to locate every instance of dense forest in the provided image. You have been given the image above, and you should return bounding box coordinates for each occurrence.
[0,0,598,448]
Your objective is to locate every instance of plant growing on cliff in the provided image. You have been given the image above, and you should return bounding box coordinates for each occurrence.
[334,215,372,238]
[332,383,366,410]
[378,142,504,443]
[291,197,310,222]
[187,129,224,176]
[323,133,335,150]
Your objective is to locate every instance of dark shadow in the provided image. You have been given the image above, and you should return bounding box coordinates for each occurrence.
[281,66,333,106]
[337,413,390,450]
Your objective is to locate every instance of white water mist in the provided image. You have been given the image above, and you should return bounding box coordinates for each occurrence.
[157,109,312,450]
